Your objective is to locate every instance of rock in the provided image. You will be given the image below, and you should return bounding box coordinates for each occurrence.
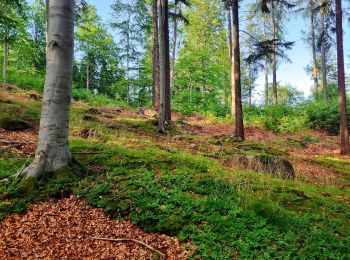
[137,108,159,119]
[86,108,101,115]
[233,153,295,179]
[0,118,31,131]
[171,135,184,141]
[82,115,97,121]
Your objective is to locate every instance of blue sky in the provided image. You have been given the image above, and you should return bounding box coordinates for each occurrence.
[90,0,349,99]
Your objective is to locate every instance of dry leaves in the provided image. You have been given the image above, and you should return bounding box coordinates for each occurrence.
[0,196,193,259]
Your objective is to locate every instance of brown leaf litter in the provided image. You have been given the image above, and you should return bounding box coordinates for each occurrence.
[0,196,193,259]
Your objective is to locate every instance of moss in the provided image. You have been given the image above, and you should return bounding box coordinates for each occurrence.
[314,157,350,181]
[0,117,31,131]
[234,142,288,156]
[17,177,38,195]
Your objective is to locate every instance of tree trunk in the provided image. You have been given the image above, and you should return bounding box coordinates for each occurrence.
[163,0,171,122]
[227,5,235,118]
[152,0,160,112]
[158,0,166,132]
[335,0,349,154]
[264,57,269,107]
[170,3,178,97]
[86,57,90,91]
[320,0,328,101]
[126,16,131,104]
[19,0,75,179]
[3,0,9,84]
[229,4,236,120]
[272,1,278,105]
[309,0,318,96]
[232,0,244,140]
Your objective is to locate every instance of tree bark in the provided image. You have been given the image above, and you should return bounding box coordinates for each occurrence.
[152,0,160,112]
[309,0,318,96]
[272,1,278,105]
[20,0,75,178]
[232,0,244,140]
[170,3,178,97]
[86,57,90,91]
[335,0,349,154]
[3,0,9,84]
[158,0,166,132]
[320,0,328,101]
[229,4,236,120]
[264,57,269,107]
[163,0,171,122]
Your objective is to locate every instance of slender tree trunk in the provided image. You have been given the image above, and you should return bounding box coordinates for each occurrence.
[227,5,233,110]
[20,0,75,179]
[309,0,318,96]
[264,57,269,107]
[126,16,131,104]
[248,41,252,107]
[3,0,9,84]
[232,0,244,140]
[272,1,278,105]
[163,0,171,122]
[320,0,328,101]
[86,57,90,91]
[152,0,160,112]
[230,4,236,120]
[335,0,349,154]
[158,0,166,132]
[170,3,178,96]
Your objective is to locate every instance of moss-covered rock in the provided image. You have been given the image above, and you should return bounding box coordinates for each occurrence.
[234,153,295,179]
[0,117,31,131]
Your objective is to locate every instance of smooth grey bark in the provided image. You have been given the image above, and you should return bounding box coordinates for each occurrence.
[335,0,349,154]
[19,0,75,179]
[272,1,278,105]
[158,0,166,132]
[3,0,9,84]
[309,0,318,95]
[320,0,328,101]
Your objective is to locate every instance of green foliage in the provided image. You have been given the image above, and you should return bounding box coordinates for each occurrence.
[7,72,44,92]
[72,88,126,106]
[305,98,350,135]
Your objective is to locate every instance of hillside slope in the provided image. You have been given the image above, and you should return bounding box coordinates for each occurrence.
[0,85,350,259]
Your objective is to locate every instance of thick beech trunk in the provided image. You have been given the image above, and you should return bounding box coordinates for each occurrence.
[335,0,349,154]
[232,0,244,140]
[20,0,75,178]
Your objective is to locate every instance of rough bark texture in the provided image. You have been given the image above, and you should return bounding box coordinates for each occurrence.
[232,0,244,140]
[310,0,318,95]
[229,4,235,119]
[163,0,171,122]
[335,0,350,154]
[3,0,9,84]
[320,0,328,101]
[170,3,178,96]
[272,1,278,105]
[152,0,160,112]
[264,57,269,107]
[20,0,75,178]
[158,0,166,132]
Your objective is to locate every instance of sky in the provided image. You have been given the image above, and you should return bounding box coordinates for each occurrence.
[90,0,350,100]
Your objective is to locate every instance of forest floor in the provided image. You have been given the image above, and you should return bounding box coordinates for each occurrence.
[0,85,350,259]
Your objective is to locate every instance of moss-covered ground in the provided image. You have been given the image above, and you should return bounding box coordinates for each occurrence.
[0,86,349,259]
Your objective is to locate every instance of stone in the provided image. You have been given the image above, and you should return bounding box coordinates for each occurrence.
[234,153,295,179]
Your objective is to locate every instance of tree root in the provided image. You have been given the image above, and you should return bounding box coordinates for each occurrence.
[90,237,165,258]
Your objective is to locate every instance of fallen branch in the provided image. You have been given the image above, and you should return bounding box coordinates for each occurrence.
[90,236,165,258]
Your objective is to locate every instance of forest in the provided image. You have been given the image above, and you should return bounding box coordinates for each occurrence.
[0,0,349,258]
